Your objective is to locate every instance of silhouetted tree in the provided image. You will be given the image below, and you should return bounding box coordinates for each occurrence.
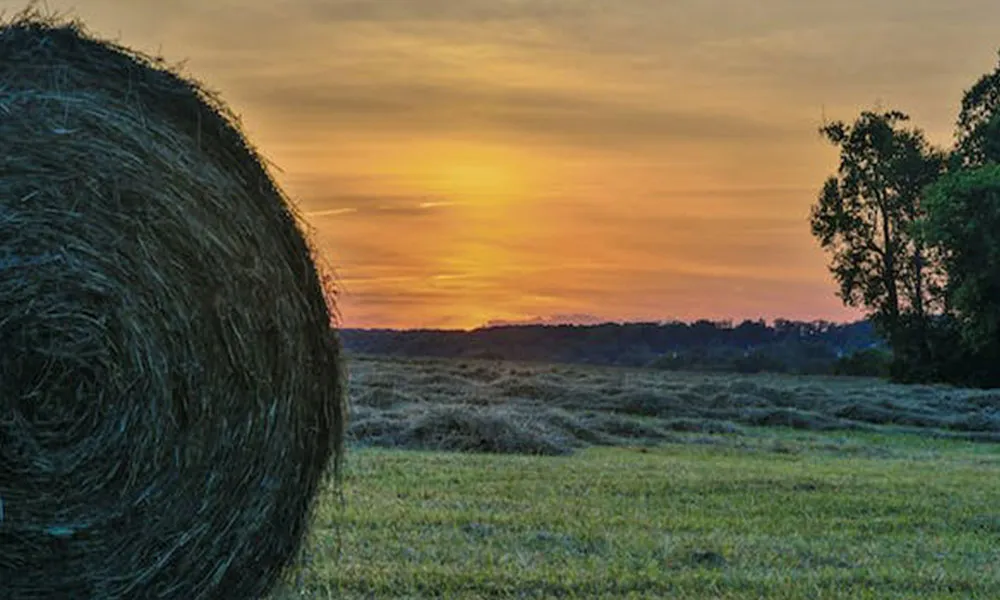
[894,51,1000,387]
[810,110,945,376]
[920,164,1000,386]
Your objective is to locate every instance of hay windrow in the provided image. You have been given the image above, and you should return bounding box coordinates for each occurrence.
[399,405,573,456]
[0,12,344,600]
[345,356,1000,458]
[349,404,574,455]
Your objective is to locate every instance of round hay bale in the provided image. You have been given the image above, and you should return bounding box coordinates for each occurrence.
[0,13,345,600]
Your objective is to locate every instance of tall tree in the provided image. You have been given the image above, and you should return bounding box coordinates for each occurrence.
[897,49,1000,387]
[920,165,1000,386]
[810,111,945,369]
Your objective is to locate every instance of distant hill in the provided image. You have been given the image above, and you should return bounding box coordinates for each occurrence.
[340,319,884,375]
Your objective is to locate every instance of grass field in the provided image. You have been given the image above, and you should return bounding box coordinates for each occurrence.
[272,356,1000,599]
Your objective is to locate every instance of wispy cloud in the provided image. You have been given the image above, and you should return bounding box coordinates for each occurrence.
[301,194,454,217]
[238,79,799,151]
[304,208,358,218]
[31,0,1000,328]
[302,0,583,24]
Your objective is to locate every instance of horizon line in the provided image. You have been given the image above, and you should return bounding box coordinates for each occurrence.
[339,316,871,333]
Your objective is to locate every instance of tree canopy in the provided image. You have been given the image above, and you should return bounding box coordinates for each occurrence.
[813,51,1000,387]
[810,111,944,372]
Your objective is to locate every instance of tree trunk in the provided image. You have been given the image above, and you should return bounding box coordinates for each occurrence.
[880,200,901,339]
[912,244,931,367]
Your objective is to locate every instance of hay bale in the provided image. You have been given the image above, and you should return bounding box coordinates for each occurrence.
[0,13,344,600]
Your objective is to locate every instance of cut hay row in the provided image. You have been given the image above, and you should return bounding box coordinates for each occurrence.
[347,355,1000,455]
[0,12,344,600]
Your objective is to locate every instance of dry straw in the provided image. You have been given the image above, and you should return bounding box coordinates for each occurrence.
[0,11,345,599]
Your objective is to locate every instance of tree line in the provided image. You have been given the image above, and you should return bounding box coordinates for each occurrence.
[810,51,1000,387]
[341,319,883,375]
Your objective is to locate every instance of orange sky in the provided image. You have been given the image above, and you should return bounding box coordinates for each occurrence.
[15,0,1000,329]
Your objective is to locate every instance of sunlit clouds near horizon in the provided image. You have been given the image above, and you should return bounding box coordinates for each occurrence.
[15,0,1000,329]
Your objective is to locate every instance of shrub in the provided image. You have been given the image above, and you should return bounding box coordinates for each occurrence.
[834,348,892,377]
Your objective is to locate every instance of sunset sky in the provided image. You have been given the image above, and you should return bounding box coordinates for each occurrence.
[13,0,1000,329]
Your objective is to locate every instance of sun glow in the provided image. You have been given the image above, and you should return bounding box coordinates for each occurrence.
[405,141,541,204]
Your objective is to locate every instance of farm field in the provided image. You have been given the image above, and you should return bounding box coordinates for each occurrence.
[273,356,1000,599]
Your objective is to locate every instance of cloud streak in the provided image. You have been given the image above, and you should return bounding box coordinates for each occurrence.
[23,0,1000,328]
[243,80,797,149]
[303,208,358,218]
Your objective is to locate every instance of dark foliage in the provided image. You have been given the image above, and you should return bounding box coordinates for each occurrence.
[833,348,892,378]
[809,51,1000,388]
[888,51,1000,388]
[341,320,880,375]
[957,50,1000,167]
[810,111,946,383]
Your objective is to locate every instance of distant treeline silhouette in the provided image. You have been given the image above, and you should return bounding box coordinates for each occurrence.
[341,319,886,376]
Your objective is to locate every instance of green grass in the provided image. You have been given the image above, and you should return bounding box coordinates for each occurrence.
[278,429,1000,598]
[265,356,1000,598]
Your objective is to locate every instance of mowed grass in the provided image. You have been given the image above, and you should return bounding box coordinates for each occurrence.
[278,434,1000,598]
[272,357,1000,598]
